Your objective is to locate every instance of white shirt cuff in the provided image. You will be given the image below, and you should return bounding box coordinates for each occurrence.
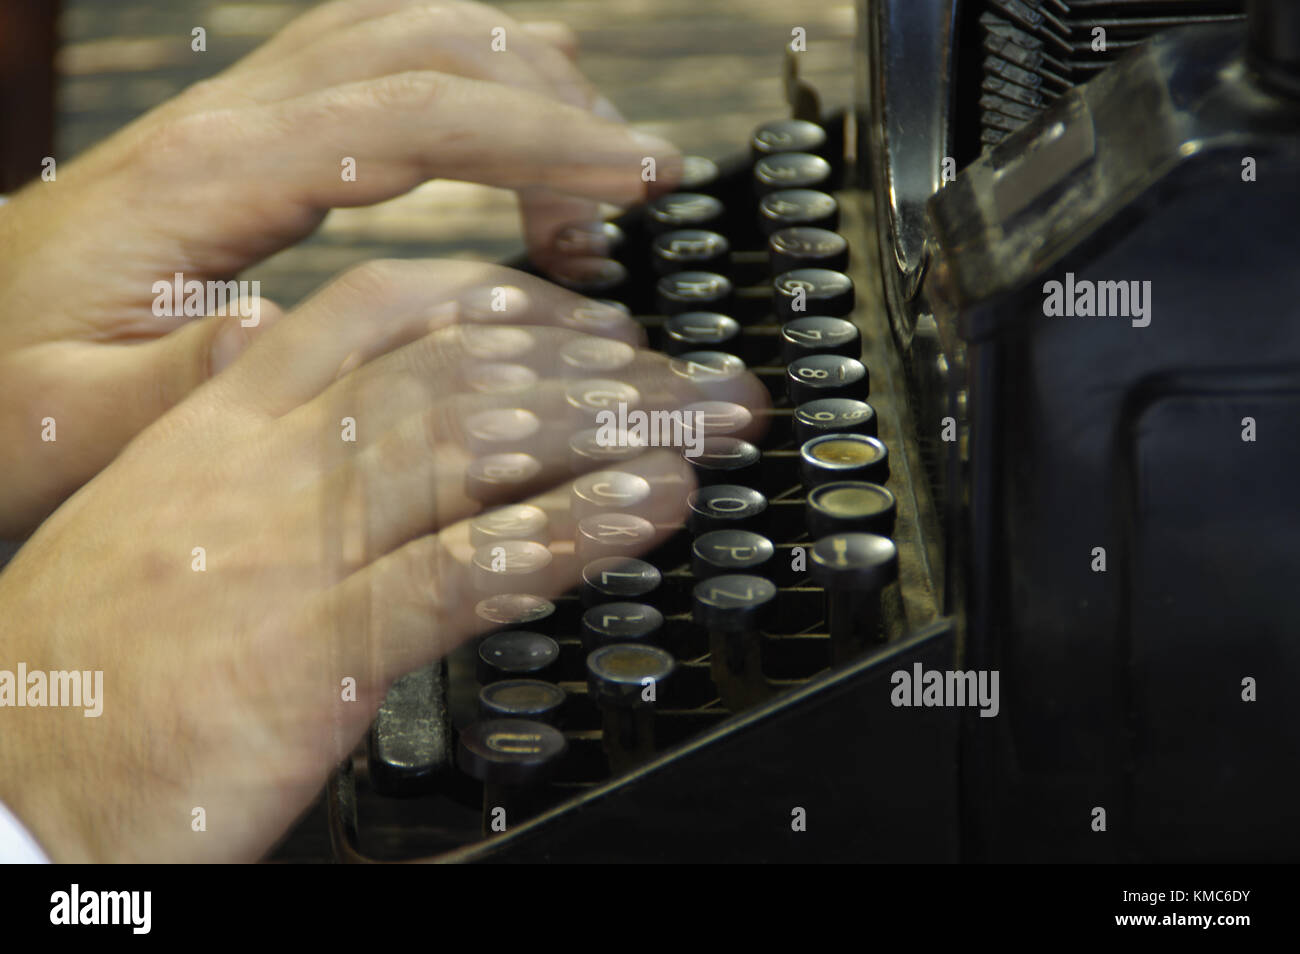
[0,798,51,863]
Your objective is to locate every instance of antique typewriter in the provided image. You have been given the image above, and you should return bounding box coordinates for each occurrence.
[325,0,1300,862]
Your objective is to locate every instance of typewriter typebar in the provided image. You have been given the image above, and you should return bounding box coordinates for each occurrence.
[328,102,960,862]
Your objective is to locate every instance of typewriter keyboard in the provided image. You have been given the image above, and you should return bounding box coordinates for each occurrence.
[341,113,945,860]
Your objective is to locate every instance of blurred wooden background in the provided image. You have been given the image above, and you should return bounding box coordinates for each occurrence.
[47,0,856,306]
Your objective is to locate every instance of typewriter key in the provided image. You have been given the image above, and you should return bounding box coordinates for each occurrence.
[656,271,733,315]
[684,436,762,487]
[479,680,566,724]
[780,316,861,363]
[768,226,849,274]
[663,312,743,357]
[681,400,754,439]
[564,379,641,423]
[693,573,776,710]
[553,260,629,297]
[581,557,662,607]
[786,354,870,404]
[810,533,900,664]
[806,482,897,538]
[457,719,568,833]
[587,643,676,774]
[552,221,626,259]
[580,601,665,651]
[686,484,768,534]
[758,189,839,235]
[799,433,890,488]
[477,630,561,683]
[559,337,637,374]
[792,398,877,443]
[576,512,658,563]
[474,594,557,635]
[646,193,726,235]
[753,152,833,195]
[469,503,550,549]
[691,529,776,580]
[751,119,828,160]
[465,452,546,506]
[472,540,554,596]
[679,155,721,194]
[463,361,539,395]
[773,268,855,320]
[568,428,648,472]
[464,408,542,455]
[668,350,748,393]
[570,470,653,521]
[652,229,730,275]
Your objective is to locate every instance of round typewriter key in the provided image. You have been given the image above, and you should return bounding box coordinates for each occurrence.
[576,512,658,562]
[693,573,777,709]
[786,354,869,403]
[470,503,550,548]
[751,119,828,159]
[799,433,890,487]
[552,221,626,258]
[692,529,775,580]
[753,152,832,194]
[559,337,636,374]
[810,532,900,661]
[686,484,768,534]
[587,643,676,774]
[463,362,538,395]
[474,594,556,634]
[465,452,545,504]
[457,718,568,785]
[780,316,861,363]
[571,470,653,520]
[479,680,567,724]
[472,540,554,595]
[792,398,877,443]
[685,436,762,487]
[655,270,733,315]
[477,630,561,683]
[652,229,730,275]
[581,557,662,607]
[553,259,628,296]
[464,408,542,454]
[663,312,742,357]
[668,350,747,396]
[586,644,675,707]
[564,379,640,421]
[680,155,721,194]
[774,268,855,319]
[681,400,753,439]
[758,189,839,235]
[461,326,536,361]
[568,427,648,471]
[806,482,897,538]
[768,226,849,274]
[581,601,665,651]
[646,192,725,235]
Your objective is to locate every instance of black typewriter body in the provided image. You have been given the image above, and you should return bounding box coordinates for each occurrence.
[327,0,1300,863]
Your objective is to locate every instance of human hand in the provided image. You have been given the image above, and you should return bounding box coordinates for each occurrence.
[0,0,677,536]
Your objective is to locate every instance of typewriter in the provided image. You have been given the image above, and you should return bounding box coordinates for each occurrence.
[325,0,1300,863]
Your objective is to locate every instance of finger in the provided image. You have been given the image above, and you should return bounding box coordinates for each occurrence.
[214,260,656,416]
[520,21,580,61]
[257,71,680,210]
[316,448,695,688]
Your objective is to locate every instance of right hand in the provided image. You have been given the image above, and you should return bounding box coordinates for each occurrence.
[0,260,764,862]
